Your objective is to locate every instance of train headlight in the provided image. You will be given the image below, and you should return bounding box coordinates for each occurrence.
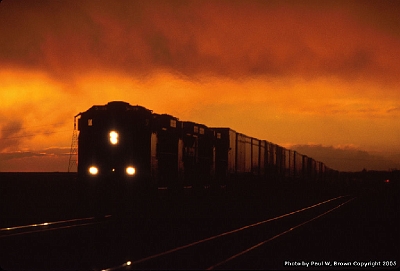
[126,166,136,176]
[109,131,119,145]
[89,166,99,175]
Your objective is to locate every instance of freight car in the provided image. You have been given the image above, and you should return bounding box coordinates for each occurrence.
[76,101,338,196]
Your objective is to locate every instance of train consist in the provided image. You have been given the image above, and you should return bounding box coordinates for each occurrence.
[77,101,339,192]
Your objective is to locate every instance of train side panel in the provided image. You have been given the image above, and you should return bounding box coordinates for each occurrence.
[236,133,252,174]
[251,138,260,176]
[182,122,214,189]
[275,145,285,181]
[213,128,236,187]
[152,114,182,190]
[259,140,266,178]
[294,151,304,181]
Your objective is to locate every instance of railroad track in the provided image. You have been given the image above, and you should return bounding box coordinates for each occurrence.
[0,215,112,239]
[100,195,356,270]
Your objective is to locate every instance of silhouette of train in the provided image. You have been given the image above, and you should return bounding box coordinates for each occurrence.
[77,101,339,193]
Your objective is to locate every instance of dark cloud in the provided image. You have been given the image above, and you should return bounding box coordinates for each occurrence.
[0,151,45,160]
[0,0,399,84]
[387,107,400,113]
[0,147,70,161]
[0,119,71,153]
[0,120,23,151]
[292,144,400,172]
[0,120,23,138]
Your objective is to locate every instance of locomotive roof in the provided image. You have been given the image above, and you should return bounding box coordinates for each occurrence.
[82,101,152,115]
[153,113,179,120]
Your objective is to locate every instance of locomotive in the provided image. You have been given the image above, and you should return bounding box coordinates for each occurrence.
[76,101,338,195]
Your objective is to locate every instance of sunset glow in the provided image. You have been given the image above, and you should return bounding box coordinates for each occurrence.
[1,0,399,172]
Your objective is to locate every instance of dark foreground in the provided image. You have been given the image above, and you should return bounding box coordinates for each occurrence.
[0,173,399,270]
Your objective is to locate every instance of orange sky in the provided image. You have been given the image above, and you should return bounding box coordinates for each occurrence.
[0,0,399,172]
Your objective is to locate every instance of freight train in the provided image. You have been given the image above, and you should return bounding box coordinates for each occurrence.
[76,101,339,194]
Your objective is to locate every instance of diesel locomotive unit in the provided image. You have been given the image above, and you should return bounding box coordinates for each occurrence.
[76,101,338,194]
